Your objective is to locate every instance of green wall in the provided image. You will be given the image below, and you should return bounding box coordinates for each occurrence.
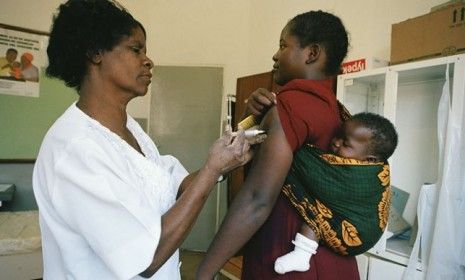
[0,69,77,159]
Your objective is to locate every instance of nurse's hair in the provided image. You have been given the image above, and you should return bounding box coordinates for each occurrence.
[287,10,349,76]
[46,0,145,90]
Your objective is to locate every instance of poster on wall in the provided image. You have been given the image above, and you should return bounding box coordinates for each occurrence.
[0,23,48,98]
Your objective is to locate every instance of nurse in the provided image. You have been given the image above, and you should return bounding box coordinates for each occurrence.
[32,0,252,279]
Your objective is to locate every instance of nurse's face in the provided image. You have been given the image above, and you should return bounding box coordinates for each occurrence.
[99,26,154,97]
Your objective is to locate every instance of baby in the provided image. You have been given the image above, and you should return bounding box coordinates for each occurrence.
[275,112,398,274]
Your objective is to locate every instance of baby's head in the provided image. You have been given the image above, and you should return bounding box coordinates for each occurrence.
[330,112,398,162]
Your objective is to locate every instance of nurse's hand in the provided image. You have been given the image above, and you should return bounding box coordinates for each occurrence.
[205,127,252,177]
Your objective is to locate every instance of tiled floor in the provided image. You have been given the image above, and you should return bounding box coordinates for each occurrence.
[180,250,230,280]
[32,250,225,280]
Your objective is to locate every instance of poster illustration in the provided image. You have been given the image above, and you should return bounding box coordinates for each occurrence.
[0,24,48,98]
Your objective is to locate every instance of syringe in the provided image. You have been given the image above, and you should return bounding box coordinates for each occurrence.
[232,129,265,137]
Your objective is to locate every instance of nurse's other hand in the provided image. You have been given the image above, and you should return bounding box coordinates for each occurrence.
[205,127,252,177]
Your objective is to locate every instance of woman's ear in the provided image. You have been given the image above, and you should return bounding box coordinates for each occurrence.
[305,44,322,64]
[87,50,103,64]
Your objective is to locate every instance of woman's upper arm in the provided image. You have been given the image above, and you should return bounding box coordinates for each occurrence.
[240,106,293,205]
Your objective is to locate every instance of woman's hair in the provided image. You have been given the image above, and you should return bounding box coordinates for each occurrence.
[287,10,349,76]
[46,0,145,90]
[351,112,398,161]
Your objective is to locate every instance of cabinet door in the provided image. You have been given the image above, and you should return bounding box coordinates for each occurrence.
[368,257,405,279]
[228,72,275,204]
[356,254,369,280]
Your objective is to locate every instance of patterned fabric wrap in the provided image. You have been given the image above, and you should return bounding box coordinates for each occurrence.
[282,145,391,256]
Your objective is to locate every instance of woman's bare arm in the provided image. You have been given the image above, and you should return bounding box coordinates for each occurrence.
[196,107,293,279]
[140,132,252,277]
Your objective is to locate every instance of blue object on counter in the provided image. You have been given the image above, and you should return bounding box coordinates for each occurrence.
[0,184,15,202]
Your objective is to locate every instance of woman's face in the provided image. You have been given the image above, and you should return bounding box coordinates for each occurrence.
[99,26,153,97]
[272,25,309,86]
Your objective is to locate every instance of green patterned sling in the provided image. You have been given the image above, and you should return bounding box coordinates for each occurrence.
[282,103,391,256]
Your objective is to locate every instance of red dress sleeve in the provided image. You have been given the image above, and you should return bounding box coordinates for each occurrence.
[277,90,339,152]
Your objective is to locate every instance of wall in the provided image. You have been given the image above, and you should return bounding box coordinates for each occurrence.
[0,0,446,116]
[125,0,251,112]
[244,0,446,76]
[0,70,77,159]
[0,0,153,118]
[0,0,447,226]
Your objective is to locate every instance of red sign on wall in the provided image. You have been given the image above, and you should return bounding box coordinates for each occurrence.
[342,58,367,74]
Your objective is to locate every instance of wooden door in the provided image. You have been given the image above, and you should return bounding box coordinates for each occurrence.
[228,71,279,204]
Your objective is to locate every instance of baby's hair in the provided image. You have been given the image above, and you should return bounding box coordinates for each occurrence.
[46,0,144,90]
[287,10,349,75]
[351,112,398,161]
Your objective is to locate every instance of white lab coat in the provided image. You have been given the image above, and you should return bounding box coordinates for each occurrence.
[33,103,188,279]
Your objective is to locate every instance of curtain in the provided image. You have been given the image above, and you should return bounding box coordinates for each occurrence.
[427,62,465,279]
[404,61,465,279]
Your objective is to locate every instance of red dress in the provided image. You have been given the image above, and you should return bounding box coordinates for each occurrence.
[242,79,360,279]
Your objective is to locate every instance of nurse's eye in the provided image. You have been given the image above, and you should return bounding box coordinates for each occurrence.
[132,45,148,56]
[279,44,285,50]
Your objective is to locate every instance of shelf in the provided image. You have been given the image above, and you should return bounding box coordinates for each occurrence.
[386,238,413,259]
[339,54,463,86]
[367,236,422,271]
[390,54,462,73]
[397,64,452,85]
[341,73,386,86]
[367,235,407,266]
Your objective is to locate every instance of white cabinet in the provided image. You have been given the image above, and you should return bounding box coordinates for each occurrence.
[337,54,465,280]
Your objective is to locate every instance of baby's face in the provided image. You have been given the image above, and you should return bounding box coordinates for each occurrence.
[330,120,374,161]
